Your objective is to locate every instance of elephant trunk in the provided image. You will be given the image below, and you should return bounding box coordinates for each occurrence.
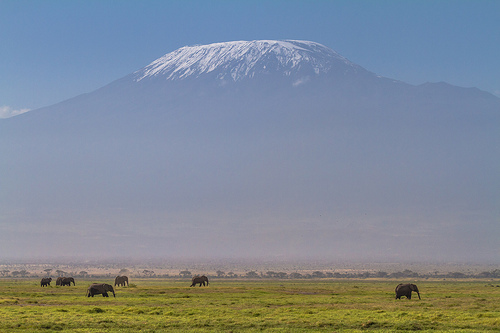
[417,291,421,299]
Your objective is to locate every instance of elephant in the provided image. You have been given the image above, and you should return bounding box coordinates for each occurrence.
[190,275,209,287]
[395,283,421,300]
[61,277,75,286]
[41,277,52,287]
[86,283,115,297]
[114,275,129,287]
[56,277,64,286]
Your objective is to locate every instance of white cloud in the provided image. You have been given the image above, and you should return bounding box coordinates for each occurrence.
[292,76,310,87]
[0,106,31,118]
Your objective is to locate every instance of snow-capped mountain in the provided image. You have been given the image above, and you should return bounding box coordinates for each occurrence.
[133,40,369,83]
[1,40,499,262]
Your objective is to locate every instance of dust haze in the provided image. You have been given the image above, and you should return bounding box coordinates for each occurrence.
[1,41,499,265]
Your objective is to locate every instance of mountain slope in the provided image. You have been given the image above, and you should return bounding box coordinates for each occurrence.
[0,40,499,262]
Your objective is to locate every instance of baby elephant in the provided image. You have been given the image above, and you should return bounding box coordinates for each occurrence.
[87,283,115,297]
[395,283,421,300]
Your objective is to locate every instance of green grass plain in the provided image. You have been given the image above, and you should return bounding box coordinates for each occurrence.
[0,278,498,332]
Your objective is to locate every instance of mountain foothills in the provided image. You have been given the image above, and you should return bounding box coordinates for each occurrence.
[1,40,499,262]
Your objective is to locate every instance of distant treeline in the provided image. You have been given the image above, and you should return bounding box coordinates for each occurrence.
[1,269,499,279]
[215,269,500,280]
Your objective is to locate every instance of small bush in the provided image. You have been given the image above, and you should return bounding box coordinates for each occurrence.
[361,320,379,329]
[88,307,105,313]
[39,323,64,331]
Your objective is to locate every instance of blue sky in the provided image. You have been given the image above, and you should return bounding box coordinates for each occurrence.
[1,0,499,117]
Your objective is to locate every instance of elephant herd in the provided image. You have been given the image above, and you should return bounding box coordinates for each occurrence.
[41,277,76,287]
[41,275,419,300]
[57,277,75,286]
[38,276,128,297]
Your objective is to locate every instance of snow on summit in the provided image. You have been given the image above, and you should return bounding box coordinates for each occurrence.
[133,40,362,82]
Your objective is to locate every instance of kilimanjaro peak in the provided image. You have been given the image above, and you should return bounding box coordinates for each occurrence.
[133,40,368,83]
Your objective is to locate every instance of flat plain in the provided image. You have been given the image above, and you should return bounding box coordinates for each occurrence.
[0,278,498,332]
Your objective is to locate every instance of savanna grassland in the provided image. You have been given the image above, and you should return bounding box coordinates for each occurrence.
[0,278,499,332]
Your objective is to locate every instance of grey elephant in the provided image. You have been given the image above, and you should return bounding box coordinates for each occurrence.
[41,277,52,287]
[190,275,209,287]
[87,283,115,297]
[56,277,64,286]
[114,275,129,287]
[395,283,421,300]
[61,277,75,286]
